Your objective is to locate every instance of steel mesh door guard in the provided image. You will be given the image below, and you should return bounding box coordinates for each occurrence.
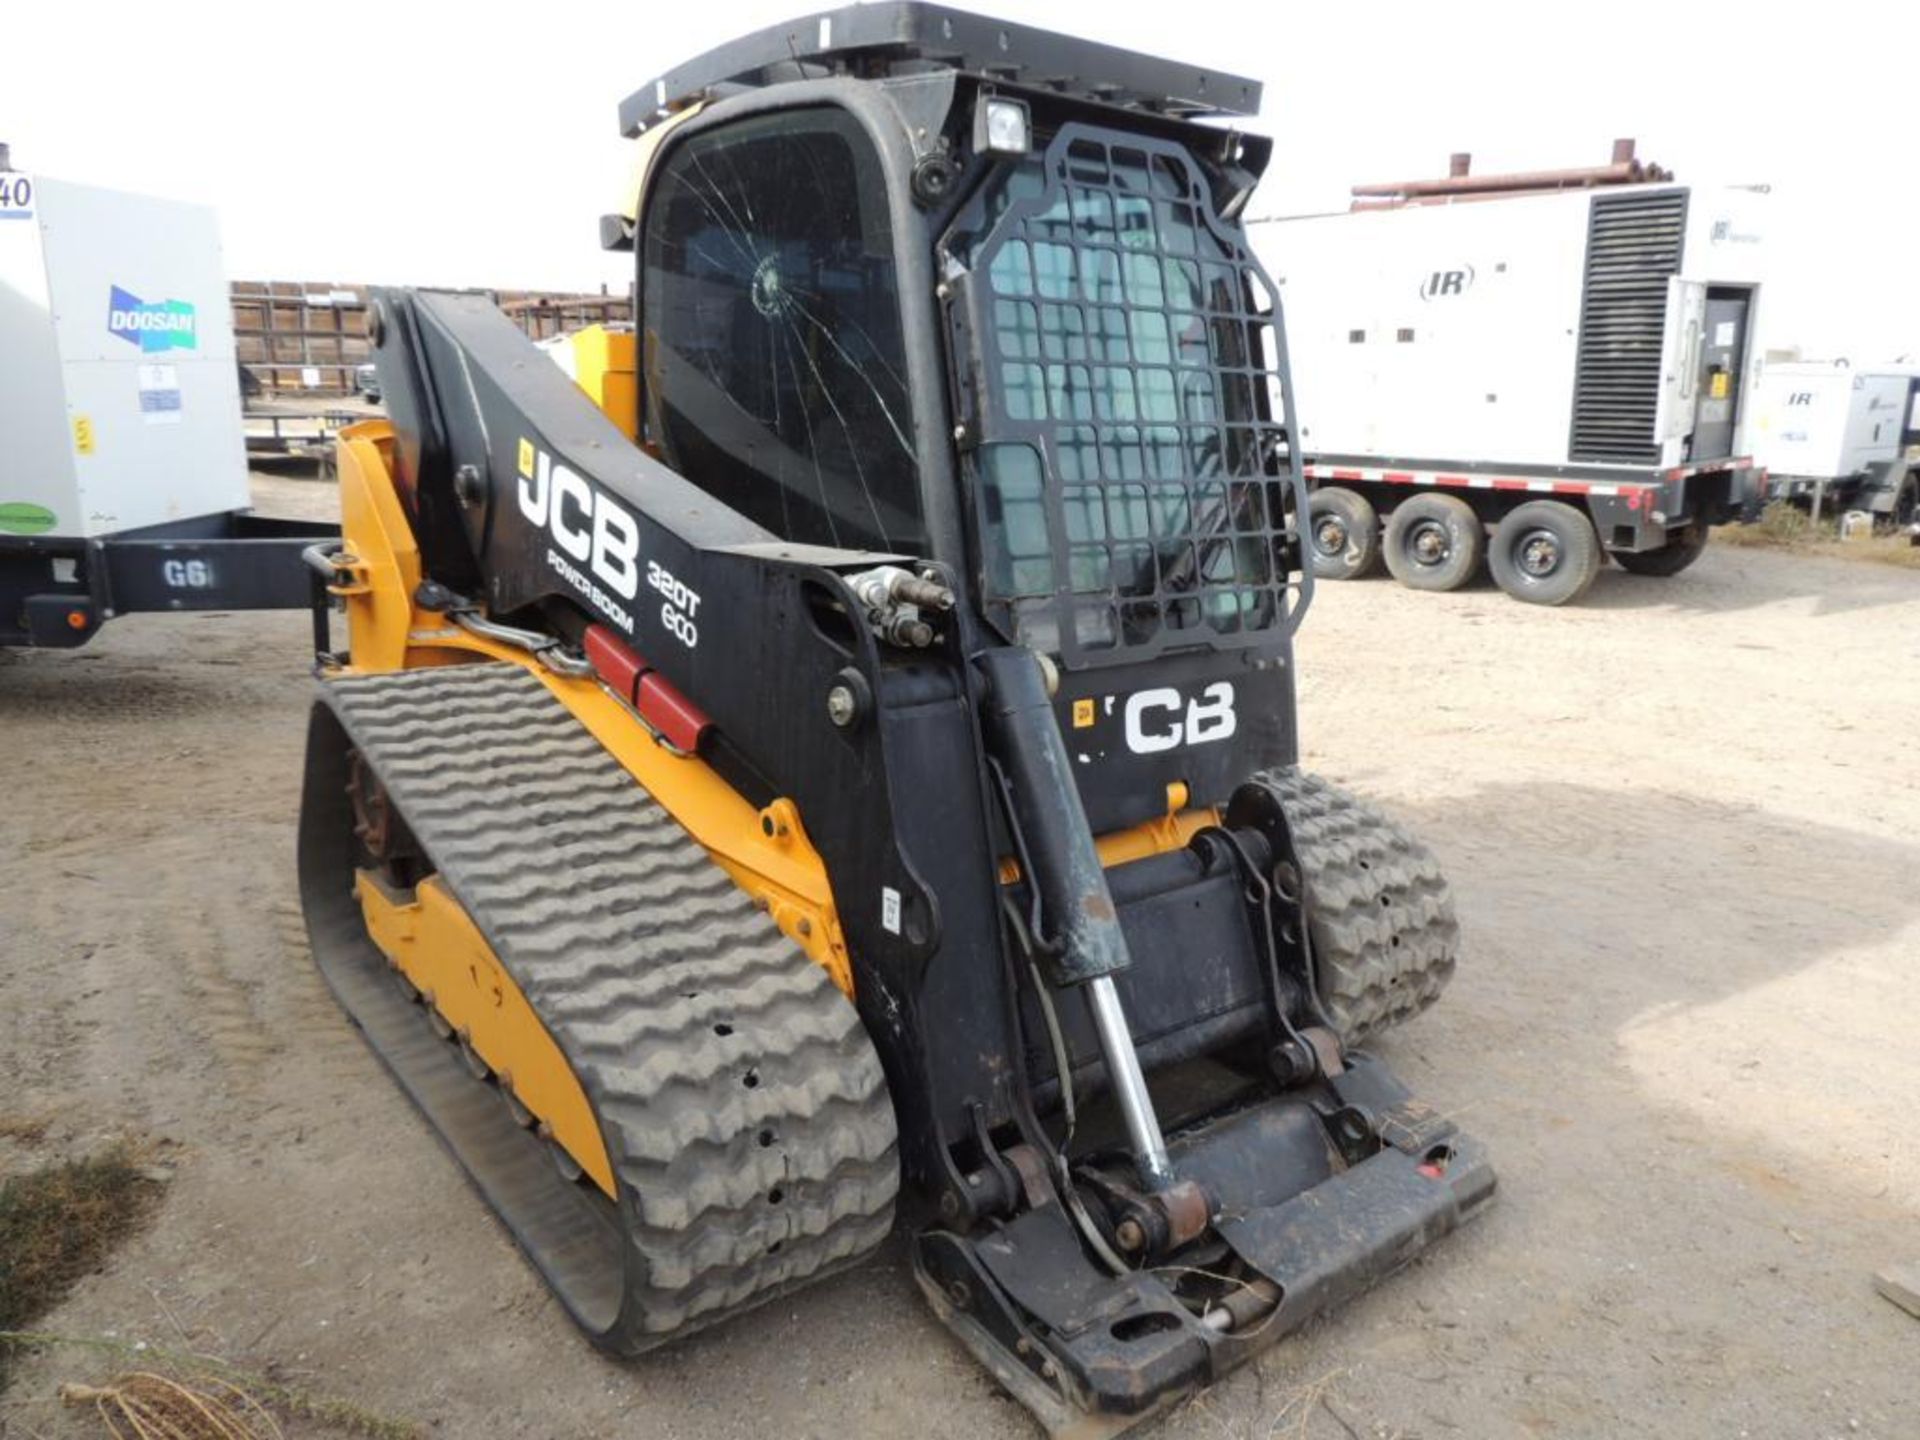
[944,124,1309,669]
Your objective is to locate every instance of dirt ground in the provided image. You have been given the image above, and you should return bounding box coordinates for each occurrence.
[3,473,1916,1439]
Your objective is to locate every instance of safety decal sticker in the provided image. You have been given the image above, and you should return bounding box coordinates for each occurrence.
[138,364,183,425]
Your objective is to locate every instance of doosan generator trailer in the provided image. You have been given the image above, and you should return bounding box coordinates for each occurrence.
[0,151,334,648]
[1257,145,1767,604]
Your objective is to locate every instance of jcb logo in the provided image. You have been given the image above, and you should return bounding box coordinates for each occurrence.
[1123,683,1237,755]
[1420,266,1474,301]
[515,437,641,602]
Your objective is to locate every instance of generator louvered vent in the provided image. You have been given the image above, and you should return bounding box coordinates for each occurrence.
[1569,190,1687,464]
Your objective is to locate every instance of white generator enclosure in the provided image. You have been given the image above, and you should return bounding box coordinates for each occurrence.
[1259,184,1769,475]
[0,172,249,539]
[1749,364,1920,482]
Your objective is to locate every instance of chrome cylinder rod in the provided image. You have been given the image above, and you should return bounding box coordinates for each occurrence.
[1086,976,1175,1190]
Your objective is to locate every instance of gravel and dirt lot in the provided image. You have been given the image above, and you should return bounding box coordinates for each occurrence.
[2,477,1915,1439]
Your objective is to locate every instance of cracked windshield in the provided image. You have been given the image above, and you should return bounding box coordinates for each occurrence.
[643,107,923,554]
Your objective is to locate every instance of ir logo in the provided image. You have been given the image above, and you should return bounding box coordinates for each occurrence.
[1420,266,1475,300]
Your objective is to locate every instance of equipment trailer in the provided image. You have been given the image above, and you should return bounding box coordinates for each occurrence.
[1749,362,1920,529]
[0,157,336,648]
[298,9,1493,1433]
[1258,146,1768,604]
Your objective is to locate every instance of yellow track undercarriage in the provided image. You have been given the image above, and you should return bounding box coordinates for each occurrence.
[312,411,1223,1257]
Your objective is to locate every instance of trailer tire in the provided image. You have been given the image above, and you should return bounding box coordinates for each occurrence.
[1489,500,1601,605]
[1613,522,1709,577]
[1307,488,1380,580]
[1892,473,1919,531]
[1381,494,1484,592]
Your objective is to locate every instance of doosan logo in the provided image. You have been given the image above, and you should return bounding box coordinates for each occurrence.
[107,286,197,353]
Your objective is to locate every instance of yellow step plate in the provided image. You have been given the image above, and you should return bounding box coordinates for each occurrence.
[355,869,616,1198]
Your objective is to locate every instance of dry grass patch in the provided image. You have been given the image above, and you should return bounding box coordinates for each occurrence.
[0,1150,420,1435]
[60,1370,285,1440]
[0,1146,164,1387]
[0,1115,52,1145]
[0,1335,424,1440]
[1721,503,1920,570]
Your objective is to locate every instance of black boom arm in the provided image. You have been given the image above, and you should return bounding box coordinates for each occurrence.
[366,287,1030,1197]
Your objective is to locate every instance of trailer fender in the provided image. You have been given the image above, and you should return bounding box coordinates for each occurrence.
[1585,491,1661,554]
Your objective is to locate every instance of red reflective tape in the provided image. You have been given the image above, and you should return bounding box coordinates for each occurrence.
[583,624,644,703]
[1552,481,1590,495]
[1434,474,1472,487]
[589,623,712,751]
[1331,468,1364,481]
[1383,470,1416,483]
[1491,478,1529,491]
[637,671,711,752]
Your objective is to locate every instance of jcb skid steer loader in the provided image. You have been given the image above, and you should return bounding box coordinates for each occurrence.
[297,7,1494,1432]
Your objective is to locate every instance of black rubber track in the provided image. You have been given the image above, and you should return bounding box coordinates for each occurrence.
[1254,769,1459,1045]
[299,662,899,1354]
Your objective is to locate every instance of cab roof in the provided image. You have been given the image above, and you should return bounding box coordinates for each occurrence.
[619,2,1261,137]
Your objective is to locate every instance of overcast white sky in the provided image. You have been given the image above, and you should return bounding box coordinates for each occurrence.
[7,0,1917,361]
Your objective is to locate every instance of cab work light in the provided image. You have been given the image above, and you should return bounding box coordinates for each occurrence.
[974,95,1031,156]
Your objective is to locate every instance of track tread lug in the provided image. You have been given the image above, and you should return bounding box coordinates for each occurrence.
[1252,767,1461,1044]
[316,661,899,1352]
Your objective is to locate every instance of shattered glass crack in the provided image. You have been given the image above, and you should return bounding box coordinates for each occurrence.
[644,107,923,556]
